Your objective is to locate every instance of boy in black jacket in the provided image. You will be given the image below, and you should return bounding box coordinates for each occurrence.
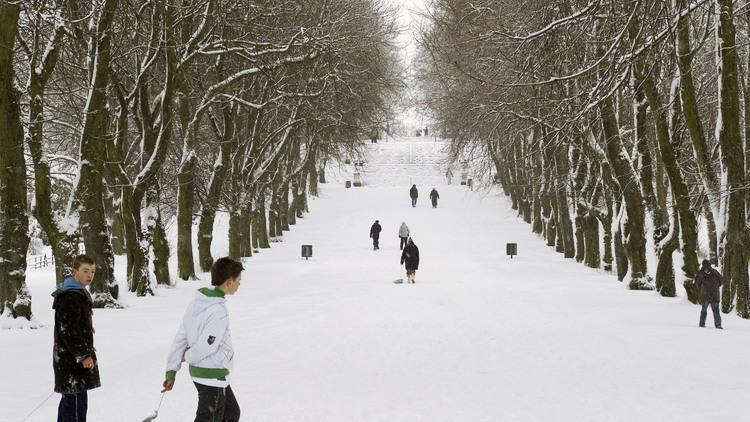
[52,254,100,422]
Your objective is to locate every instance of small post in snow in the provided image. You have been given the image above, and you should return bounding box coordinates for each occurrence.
[506,243,517,259]
[301,245,313,260]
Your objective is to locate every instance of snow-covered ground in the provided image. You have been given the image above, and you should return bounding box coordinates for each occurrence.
[3,136,748,422]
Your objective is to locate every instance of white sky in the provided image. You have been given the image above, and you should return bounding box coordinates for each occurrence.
[390,0,427,59]
[386,0,430,129]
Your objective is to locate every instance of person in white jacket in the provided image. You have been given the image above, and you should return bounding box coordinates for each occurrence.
[398,222,410,250]
[161,257,244,422]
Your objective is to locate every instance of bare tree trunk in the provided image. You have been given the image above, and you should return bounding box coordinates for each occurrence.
[572,149,587,263]
[715,0,749,318]
[554,144,575,258]
[318,159,327,183]
[280,181,291,230]
[228,210,242,260]
[148,183,171,285]
[308,144,319,197]
[269,186,281,239]
[256,192,270,249]
[675,0,722,208]
[704,202,718,262]
[0,2,32,319]
[629,25,700,299]
[110,189,126,254]
[25,4,79,284]
[198,109,234,271]
[240,203,253,257]
[601,163,615,273]
[655,201,679,297]
[599,95,652,289]
[531,132,544,234]
[72,0,121,307]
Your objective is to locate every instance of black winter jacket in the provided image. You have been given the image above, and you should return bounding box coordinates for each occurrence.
[370,222,382,238]
[696,267,722,303]
[52,280,101,394]
[401,243,420,271]
[410,186,418,199]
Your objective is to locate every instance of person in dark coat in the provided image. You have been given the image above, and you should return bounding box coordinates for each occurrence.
[52,254,101,422]
[696,259,722,329]
[410,184,418,207]
[400,237,420,283]
[370,220,382,250]
[429,188,440,208]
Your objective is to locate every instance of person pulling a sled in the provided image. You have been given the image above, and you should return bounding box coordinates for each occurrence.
[162,257,244,422]
[400,237,420,284]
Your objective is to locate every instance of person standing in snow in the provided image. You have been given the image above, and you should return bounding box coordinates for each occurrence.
[400,237,420,284]
[370,220,382,250]
[696,259,723,329]
[398,222,410,250]
[162,257,244,421]
[445,168,453,185]
[429,188,440,208]
[410,184,419,207]
[52,254,100,422]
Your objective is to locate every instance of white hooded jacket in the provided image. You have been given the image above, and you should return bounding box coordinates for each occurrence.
[399,223,410,238]
[165,288,234,387]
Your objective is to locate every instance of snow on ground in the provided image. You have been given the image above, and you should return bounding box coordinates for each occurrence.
[2,136,749,422]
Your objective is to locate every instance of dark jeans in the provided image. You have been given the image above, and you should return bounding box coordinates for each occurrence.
[700,301,722,328]
[411,197,417,207]
[431,198,437,208]
[194,382,240,422]
[372,235,379,250]
[400,237,407,250]
[58,391,87,422]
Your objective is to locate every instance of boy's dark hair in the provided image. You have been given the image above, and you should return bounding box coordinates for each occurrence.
[72,254,95,270]
[211,257,244,286]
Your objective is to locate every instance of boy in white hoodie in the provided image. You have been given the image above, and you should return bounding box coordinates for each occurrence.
[162,257,243,421]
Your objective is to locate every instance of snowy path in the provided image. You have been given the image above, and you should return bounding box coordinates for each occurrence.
[3,136,749,421]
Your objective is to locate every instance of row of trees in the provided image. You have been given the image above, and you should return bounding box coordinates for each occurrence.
[0,0,402,320]
[417,0,750,317]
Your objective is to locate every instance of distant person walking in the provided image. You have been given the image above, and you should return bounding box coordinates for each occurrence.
[398,222,410,250]
[429,188,440,208]
[410,184,418,207]
[370,220,382,250]
[696,260,723,329]
[400,237,420,284]
[445,168,453,185]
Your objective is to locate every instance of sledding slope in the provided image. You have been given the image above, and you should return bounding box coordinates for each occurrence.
[358,136,449,187]
[3,136,750,421]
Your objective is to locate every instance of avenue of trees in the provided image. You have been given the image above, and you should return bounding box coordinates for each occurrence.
[417,0,750,318]
[0,0,401,319]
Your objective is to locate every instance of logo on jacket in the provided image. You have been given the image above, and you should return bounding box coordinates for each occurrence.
[207,335,216,345]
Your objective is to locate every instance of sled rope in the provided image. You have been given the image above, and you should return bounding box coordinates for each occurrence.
[142,392,166,422]
[19,391,55,422]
